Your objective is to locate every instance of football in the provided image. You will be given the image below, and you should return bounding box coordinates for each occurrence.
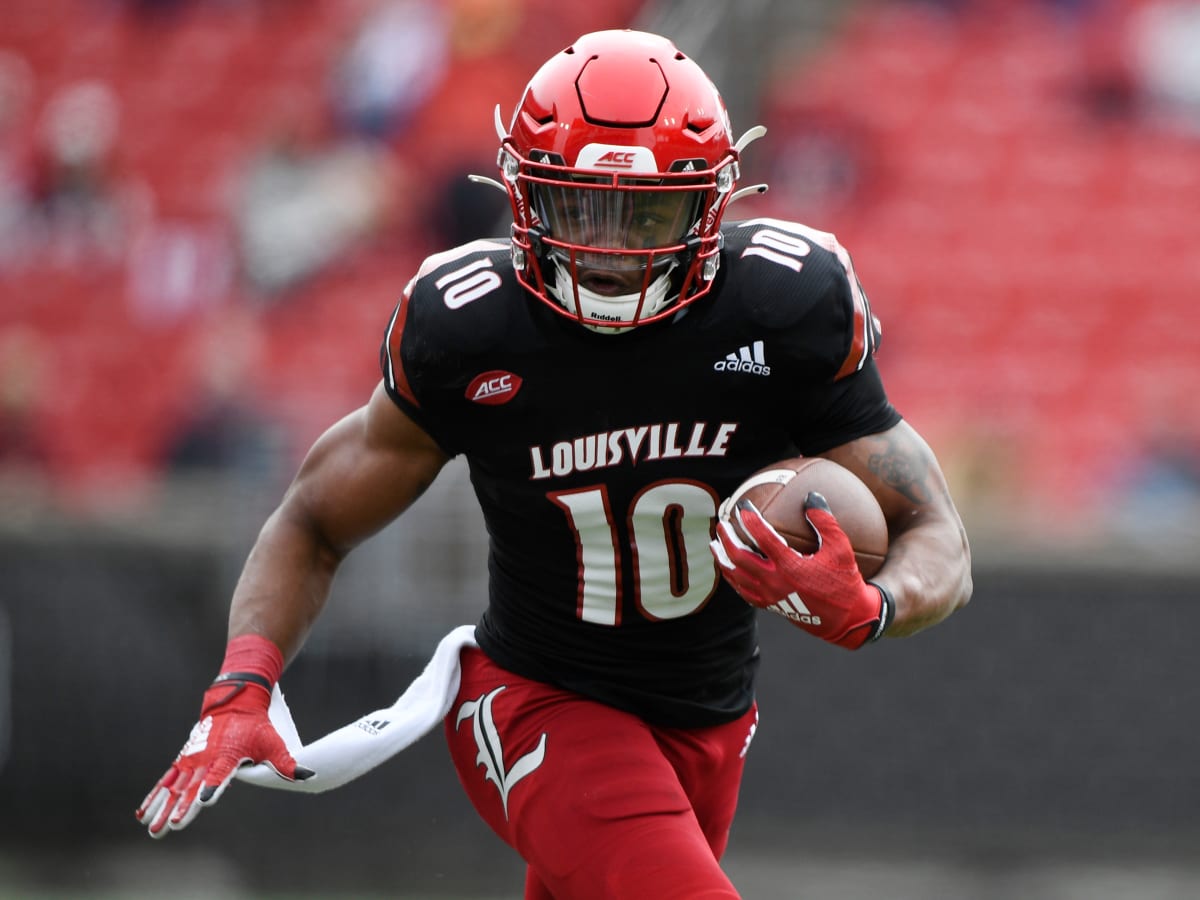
[724,456,888,578]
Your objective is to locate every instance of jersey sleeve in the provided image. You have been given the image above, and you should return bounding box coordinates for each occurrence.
[727,218,882,381]
[380,278,417,407]
[378,275,463,457]
[775,224,882,382]
[792,356,901,455]
[827,239,883,381]
[378,239,514,458]
[735,220,899,452]
[790,246,899,452]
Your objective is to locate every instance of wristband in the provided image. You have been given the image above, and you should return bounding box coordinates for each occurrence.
[211,671,273,692]
[866,581,895,644]
[200,635,284,714]
[216,634,284,689]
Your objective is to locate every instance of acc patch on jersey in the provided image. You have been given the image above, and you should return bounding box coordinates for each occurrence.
[467,370,523,405]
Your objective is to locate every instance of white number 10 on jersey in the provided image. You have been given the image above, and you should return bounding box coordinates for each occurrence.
[549,481,721,625]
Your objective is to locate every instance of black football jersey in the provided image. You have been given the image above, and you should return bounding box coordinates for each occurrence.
[380,217,901,727]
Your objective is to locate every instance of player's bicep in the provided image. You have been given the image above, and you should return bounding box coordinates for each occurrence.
[817,420,958,536]
[820,421,972,633]
[281,381,450,556]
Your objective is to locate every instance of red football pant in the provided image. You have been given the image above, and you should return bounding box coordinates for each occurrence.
[444,648,756,900]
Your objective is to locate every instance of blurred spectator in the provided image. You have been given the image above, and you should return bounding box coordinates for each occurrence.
[0,327,50,472]
[896,0,1102,16]
[233,96,404,298]
[762,105,874,221]
[1112,424,1200,551]
[27,80,135,268]
[939,422,1023,527]
[126,220,236,325]
[392,0,529,245]
[1128,0,1200,134]
[327,0,449,143]
[432,168,509,246]
[445,0,524,60]
[0,51,35,272]
[1077,0,1200,132]
[163,311,285,479]
[1077,6,1142,125]
[123,0,191,19]
[755,57,878,222]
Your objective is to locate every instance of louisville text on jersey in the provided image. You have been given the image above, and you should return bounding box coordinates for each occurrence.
[529,421,738,480]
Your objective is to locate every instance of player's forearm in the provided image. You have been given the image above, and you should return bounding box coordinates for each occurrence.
[226,502,345,663]
[220,395,444,662]
[874,516,972,637]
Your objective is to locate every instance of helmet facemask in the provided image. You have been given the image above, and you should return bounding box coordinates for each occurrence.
[504,147,736,334]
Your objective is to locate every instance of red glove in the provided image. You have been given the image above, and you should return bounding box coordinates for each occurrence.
[136,635,314,838]
[711,492,893,650]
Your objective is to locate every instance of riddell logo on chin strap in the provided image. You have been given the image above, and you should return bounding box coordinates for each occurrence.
[467,370,523,405]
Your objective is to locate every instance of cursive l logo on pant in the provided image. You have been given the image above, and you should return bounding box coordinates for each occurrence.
[455,686,547,819]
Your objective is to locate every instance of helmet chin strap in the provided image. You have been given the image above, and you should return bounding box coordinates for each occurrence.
[549,259,679,334]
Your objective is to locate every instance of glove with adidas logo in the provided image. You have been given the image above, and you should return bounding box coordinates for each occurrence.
[711,493,893,650]
[136,634,314,838]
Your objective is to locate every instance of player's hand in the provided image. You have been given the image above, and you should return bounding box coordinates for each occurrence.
[711,492,892,650]
[136,639,315,838]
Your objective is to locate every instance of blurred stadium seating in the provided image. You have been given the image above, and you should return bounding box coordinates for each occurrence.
[2,0,1198,537]
[0,0,643,496]
[746,1,1200,533]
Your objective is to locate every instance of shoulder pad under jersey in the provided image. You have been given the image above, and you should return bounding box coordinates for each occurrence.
[381,238,517,408]
[721,218,882,380]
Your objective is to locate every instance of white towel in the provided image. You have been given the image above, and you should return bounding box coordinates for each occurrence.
[235,624,478,793]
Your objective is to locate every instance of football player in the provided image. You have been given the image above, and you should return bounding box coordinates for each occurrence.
[137,29,972,899]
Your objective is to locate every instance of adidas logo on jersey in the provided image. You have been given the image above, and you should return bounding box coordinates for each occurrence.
[714,341,770,376]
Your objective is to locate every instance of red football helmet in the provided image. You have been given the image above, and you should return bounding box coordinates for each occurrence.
[498,30,747,333]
